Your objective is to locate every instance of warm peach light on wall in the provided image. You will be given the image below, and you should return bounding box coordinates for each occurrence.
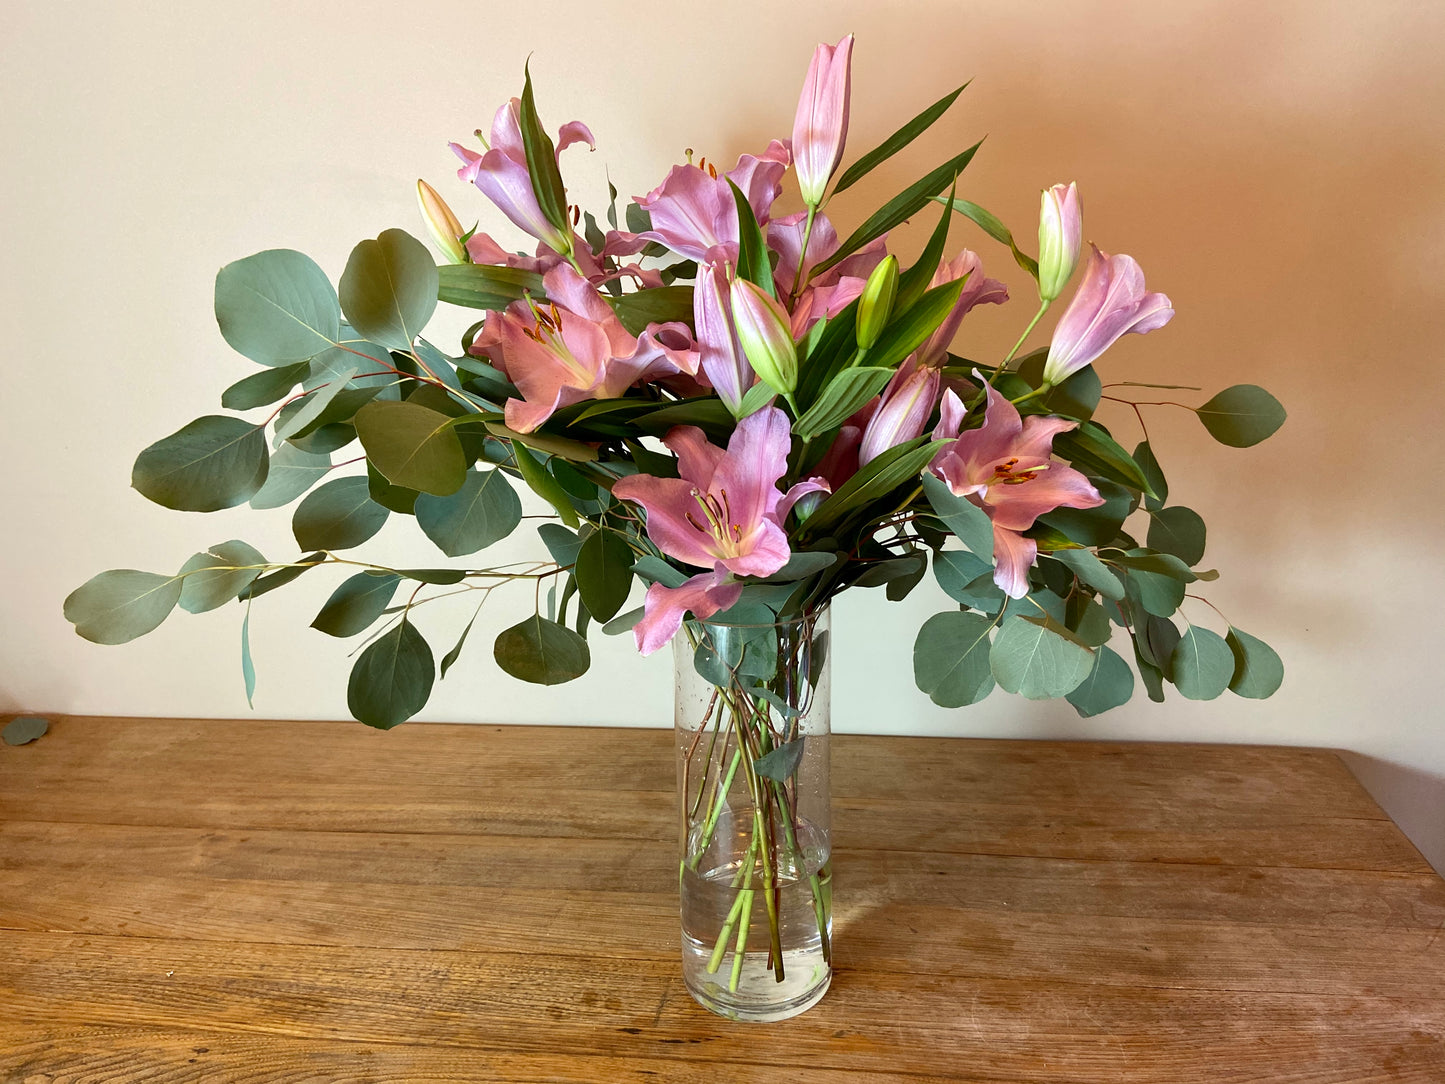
[1,1,1442,867]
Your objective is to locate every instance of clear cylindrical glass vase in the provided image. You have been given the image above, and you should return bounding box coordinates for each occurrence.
[674,604,832,1022]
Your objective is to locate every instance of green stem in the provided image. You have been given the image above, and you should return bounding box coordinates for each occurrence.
[790,205,818,306]
[991,298,1051,386]
[730,887,755,992]
[689,745,742,872]
[1010,383,1053,407]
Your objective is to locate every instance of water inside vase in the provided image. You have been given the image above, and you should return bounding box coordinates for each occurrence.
[679,806,832,1022]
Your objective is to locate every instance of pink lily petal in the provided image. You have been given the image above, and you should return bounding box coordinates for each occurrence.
[711,406,792,534]
[694,263,753,412]
[777,477,830,523]
[609,473,725,569]
[1043,245,1173,384]
[991,527,1038,599]
[858,358,942,467]
[663,425,727,491]
[634,571,744,655]
[916,250,1010,367]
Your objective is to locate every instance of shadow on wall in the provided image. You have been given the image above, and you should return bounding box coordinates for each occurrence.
[1340,753,1445,877]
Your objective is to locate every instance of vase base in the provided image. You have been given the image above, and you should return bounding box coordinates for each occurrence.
[681,945,832,1022]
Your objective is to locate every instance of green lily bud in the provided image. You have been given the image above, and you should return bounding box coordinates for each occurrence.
[855,255,899,349]
[1036,182,1082,302]
[730,279,798,396]
[416,179,468,264]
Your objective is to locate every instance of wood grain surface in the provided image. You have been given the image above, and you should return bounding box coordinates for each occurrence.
[1,716,1442,1082]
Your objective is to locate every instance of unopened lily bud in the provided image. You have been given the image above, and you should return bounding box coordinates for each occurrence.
[730,279,798,396]
[792,35,855,208]
[855,255,898,349]
[1036,182,1082,302]
[416,179,467,264]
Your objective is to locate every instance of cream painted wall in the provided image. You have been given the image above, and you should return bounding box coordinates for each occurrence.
[3,2,1443,868]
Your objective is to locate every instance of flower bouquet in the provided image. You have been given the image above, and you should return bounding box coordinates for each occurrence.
[66,35,1285,1020]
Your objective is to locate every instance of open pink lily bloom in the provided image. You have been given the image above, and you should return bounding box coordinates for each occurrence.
[915,249,1010,368]
[451,100,594,255]
[1043,244,1173,385]
[693,263,755,414]
[612,407,828,654]
[792,35,854,207]
[607,142,792,267]
[471,263,691,432]
[931,377,1103,598]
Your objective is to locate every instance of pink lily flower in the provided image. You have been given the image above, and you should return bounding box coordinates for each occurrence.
[694,263,755,414]
[607,142,792,266]
[914,249,1010,368]
[857,357,942,467]
[931,376,1103,599]
[450,100,595,255]
[767,210,887,337]
[792,35,854,207]
[1042,244,1173,385]
[612,408,828,654]
[471,263,690,432]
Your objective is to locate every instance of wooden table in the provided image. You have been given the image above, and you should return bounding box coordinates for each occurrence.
[1,717,1442,1082]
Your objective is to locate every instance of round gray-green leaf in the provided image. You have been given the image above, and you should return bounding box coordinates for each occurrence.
[293,476,389,551]
[1169,626,1234,700]
[214,248,340,365]
[1196,385,1286,448]
[575,528,634,622]
[339,229,439,351]
[990,615,1095,700]
[913,610,996,708]
[312,572,401,637]
[132,416,269,512]
[249,444,331,510]
[346,619,434,729]
[3,716,50,746]
[415,469,522,557]
[1065,645,1134,717]
[494,615,591,685]
[64,570,182,645]
[354,399,467,497]
[178,540,268,614]
[1227,628,1284,699]
[1147,506,1206,566]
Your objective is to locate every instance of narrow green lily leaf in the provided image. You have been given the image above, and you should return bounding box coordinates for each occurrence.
[933,197,1040,279]
[512,444,580,528]
[64,570,182,645]
[866,276,967,371]
[813,142,983,277]
[1053,422,1154,498]
[728,179,775,298]
[921,472,994,560]
[214,249,340,365]
[519,61,570,241]
[803,438,943,535]
[1168,626,1234,701]
[132,416,269,512]
[793,366,893,439]
[736,381,777,419]
[436,263,546,310]
[178,540,268,614]
[1197,385,1286,448]
[609,285,695,335]
[832,81,969,196]
[913,610,996,707]
[990,615,1094,700]
[1066,645,1134,717]
[894,181,954,315]
[494,614,591,685]
[1227,628,1284,699]
[347,618,434,728]
[354,399,467,497]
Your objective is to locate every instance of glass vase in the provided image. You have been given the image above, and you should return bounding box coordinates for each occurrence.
[673,603,832,1022]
